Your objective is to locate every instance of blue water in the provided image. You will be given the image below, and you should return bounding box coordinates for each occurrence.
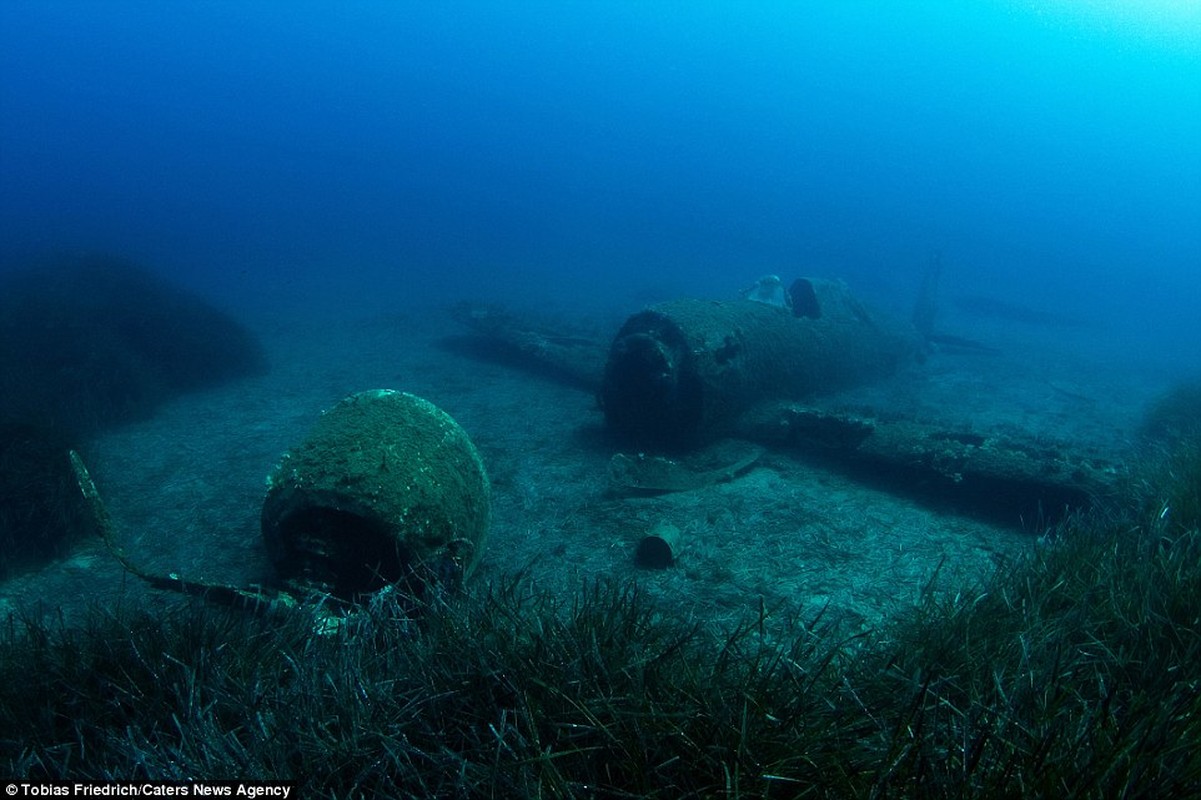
[2,2,1198,369]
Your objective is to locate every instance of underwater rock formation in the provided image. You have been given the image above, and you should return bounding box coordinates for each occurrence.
[0,253,267,436]
[0,253,268,576]
[0,422,92,578]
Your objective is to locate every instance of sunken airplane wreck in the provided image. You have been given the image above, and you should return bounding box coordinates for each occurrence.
[452,275,1118,523]
[453,275,916,450]
[599,276,916,450]
[61,274,1115,620]
[69,389,492,627]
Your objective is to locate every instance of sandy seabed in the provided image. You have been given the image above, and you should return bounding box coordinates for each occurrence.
[0,302,1168,633]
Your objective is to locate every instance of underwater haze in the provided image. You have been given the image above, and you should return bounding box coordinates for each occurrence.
[7,10,1201,787]
[1,1,1199,370]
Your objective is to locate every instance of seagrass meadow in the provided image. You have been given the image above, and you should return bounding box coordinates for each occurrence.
[1,308,1199,797]
[4,3,1201,794]
[2,484,1200,796]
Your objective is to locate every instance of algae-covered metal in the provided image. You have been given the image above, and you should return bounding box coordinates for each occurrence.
[600,279,918,450]
[262,389,490,600]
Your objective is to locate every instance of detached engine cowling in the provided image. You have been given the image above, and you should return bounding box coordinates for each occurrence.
[600,278,917,450]
[261,389,490,602]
